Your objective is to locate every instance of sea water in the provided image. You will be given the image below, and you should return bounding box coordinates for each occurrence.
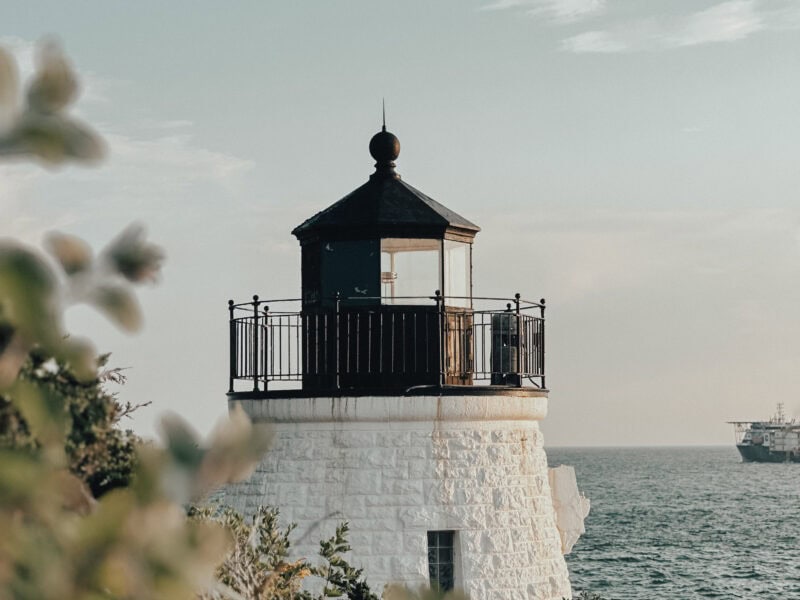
[547,446,800,599]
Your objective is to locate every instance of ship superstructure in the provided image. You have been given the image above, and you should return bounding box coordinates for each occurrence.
[729,403,800,463]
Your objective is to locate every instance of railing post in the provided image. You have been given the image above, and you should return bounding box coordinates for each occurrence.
[228,299,235,393]
[435,289,444,388]
[263,305,270,392]
[540,298,546,390]
[252,294,259,392]
[505,302,512,380]
[334,291,341,392]
[514,292,522,387]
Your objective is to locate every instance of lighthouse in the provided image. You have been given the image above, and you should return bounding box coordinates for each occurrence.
[222,123,583,599]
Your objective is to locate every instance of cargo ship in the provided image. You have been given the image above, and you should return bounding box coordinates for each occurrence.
[728,403,800,462]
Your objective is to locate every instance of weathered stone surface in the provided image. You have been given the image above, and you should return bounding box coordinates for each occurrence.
[548,465,591,555]
[222,394,573,599]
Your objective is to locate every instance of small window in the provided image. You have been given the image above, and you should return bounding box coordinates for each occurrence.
[427,530,455,592]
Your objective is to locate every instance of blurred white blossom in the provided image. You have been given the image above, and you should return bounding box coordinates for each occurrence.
[101,223,165,283]
[0,39,104,166]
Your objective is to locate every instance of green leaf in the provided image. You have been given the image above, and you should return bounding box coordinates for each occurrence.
[159,413,204,470]
[89,284,142,332]
[8,379,68,449]
[0,46,18,119]
[3,111,105,165]
[101,224,164,283]
[0,241,60,345]
[25,39,78,114]
[44,231,93,275]
[56,337,97,382]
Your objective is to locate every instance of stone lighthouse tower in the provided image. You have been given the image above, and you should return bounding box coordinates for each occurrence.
[223,123,582,599]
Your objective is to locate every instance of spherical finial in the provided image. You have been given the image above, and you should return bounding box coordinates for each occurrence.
[369,129,400,164]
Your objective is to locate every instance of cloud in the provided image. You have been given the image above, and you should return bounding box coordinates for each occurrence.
[671,0,764,46]
[102,129,254,188]
[475,207,800,302]
[478,0,796,52]
[151,119,194,130]
[560,30,628,53]
[481,0,606,23]
[561,0,784,53]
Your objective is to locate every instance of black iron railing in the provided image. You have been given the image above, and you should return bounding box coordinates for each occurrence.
[228,293,545,394]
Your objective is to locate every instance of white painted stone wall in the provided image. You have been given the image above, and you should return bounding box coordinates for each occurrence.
[548,465,591,555]
[223,395,573,600]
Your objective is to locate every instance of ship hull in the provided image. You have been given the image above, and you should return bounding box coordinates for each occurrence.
[736,444,800,463]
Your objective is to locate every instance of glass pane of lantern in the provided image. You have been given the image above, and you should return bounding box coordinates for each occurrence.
[444,240,470,308]
[321,239,380,305]
[380,238,441,304]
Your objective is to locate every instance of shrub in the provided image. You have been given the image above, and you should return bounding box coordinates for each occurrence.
[0,349,142,497]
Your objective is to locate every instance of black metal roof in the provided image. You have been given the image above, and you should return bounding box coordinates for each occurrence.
[292,128,480,243]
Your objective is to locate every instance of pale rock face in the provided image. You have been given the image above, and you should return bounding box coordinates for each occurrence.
[222,395,577,600]
[548,465,591,555]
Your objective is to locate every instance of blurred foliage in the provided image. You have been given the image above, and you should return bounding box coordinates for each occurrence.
[383,586,467,600]
[0,349,142,498]
[0,401,272,599]
[0,39,163,389]
[0,37,104,165]
[0,222,164,390]
[0,40,273,600]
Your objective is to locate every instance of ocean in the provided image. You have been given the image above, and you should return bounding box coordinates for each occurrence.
[547,446,800,600]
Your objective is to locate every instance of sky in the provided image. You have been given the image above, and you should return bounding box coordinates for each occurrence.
[2,0,799,446]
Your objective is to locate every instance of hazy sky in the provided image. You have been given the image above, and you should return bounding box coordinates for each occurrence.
[2,0,799,446]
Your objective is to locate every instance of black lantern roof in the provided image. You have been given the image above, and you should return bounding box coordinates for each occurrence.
[292,127,480,244]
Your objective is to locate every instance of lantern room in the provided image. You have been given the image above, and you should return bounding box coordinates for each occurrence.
[292,125,479,310]
[227,124,546,396]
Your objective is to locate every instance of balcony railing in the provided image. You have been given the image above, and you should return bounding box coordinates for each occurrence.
[227,293,545,395]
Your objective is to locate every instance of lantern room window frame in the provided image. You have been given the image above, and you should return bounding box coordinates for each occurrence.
[378,237,472,308]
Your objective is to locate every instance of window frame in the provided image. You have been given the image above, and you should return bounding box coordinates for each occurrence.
[427,530,456,592]
[380,238,442,305]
